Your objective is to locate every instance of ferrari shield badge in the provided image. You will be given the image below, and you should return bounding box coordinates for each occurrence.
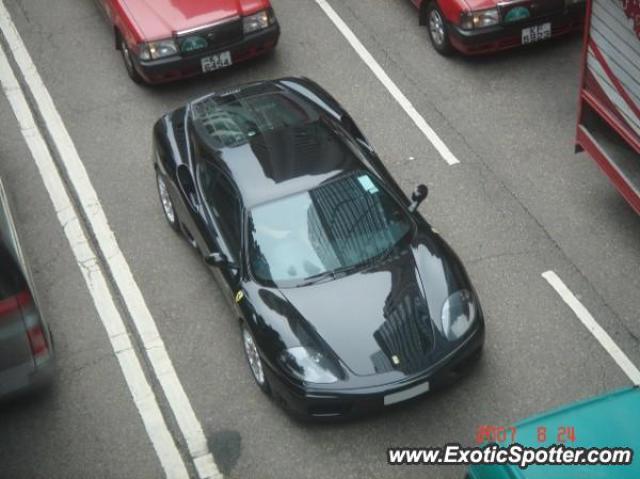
[235,290,244,304]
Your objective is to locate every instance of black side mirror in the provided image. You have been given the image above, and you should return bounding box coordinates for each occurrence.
[205,252,229,268]
[205,251,239,273]
[409,184,429,212]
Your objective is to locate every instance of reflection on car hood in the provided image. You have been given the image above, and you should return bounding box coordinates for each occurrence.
[278,234,469,377]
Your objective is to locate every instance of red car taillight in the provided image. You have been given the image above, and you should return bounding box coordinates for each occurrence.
[19,293,51,363]
[0,289,29,318]
[26,323,49,359]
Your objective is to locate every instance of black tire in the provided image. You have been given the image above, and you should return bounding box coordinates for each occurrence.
[156,171,179,232]
[119,34,145,84]
[241,322,271,396]
[426,2,454,56]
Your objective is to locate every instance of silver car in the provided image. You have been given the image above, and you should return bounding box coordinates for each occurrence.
[0,178,54,399]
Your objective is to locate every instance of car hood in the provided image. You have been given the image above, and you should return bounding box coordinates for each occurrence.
[461,0,499,12]
[277,233,472,377]
[461,0,564,14]
[127,0,270,39]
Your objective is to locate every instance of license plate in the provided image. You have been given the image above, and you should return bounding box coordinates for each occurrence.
[522,23,551,45]
[201,51,232,73]
[384,381,430,406]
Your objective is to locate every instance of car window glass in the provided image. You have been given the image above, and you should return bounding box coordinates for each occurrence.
[192,92,318,149]
[248,171,412,287]
[198,164,242,253]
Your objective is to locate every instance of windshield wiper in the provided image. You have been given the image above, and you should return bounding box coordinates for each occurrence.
[332,263,365,277]
[297,270,336,287]
[298,247,401,287]
[298,262,363,287]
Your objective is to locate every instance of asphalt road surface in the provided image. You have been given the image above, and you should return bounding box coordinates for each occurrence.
[1,0,639,478]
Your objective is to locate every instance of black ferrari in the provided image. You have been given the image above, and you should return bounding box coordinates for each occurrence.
[152,78,484,418]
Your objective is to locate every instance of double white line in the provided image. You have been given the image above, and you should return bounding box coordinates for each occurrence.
[0,3,220,478]
[312,0,460,166]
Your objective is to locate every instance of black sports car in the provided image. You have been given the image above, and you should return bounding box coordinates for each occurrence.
[152,78,484,418]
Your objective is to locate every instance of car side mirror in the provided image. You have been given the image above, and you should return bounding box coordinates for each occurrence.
[205,252,229,268]
[205,251,239,272]
[409,184,429,212]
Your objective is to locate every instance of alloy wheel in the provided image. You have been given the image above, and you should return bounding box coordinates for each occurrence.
[121,40,135,73]
[243,327,265,386]
[120,37,144,83]
[157,173,176,225]
[429,9,446,46]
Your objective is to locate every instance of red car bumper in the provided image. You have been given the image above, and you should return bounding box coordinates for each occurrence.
[447,4,584,55]
[132,23,280,84]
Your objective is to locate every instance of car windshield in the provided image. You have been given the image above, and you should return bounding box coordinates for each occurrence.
[191,91,318,149]
[248,171,412,287]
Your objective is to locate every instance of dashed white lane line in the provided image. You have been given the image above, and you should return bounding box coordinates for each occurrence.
[542,271,640,385]
[0,31,189,479]
[312,0,460,166]
[0,2,220,478]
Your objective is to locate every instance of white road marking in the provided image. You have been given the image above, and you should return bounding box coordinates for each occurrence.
[542,271,640,385]
[0,3,220,478]
[312,0,460,166]
[0,38,189,479]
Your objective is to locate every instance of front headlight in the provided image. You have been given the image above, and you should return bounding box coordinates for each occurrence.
[139,39,179,60]
[243,9,274,34]
[460,8,500,29]
[441,290,477,341]
[278,346,340,383]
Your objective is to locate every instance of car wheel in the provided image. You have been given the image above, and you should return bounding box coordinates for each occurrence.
[241,323,271,395]
[119,35,144,84]
[426,2,454,56]
[156,171,179,232]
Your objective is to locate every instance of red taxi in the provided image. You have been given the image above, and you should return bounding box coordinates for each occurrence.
[96,0,280,84]
[412,0,585,55]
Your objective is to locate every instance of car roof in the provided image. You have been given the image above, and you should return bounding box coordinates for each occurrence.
[188,81,364,208]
